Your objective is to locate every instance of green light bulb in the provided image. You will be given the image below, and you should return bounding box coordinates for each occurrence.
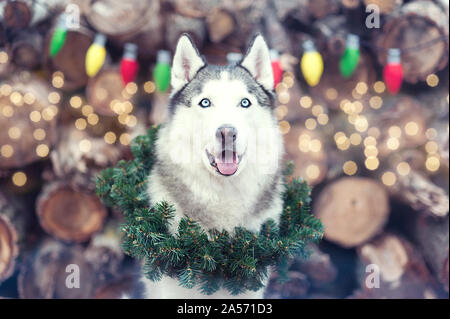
[49,14,68,58]
[339,34,360,79]
[153,50,171,92]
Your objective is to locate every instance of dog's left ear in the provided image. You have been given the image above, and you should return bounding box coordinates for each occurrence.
[171,34,206,92]
[240,34,274,91]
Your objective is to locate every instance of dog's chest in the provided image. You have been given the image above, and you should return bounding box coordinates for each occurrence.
[148,168,274,233]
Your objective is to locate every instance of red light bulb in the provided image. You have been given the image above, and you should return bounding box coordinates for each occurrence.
[270,49,283,88]
[383,48,403,95]
[120,43,139,85]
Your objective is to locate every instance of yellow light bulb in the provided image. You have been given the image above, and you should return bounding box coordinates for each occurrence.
[85,33,107,77]
[300,40,324,87]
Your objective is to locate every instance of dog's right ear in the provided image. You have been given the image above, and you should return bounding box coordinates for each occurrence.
[171,34,206,92]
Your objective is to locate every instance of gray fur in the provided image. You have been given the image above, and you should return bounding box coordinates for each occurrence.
[169,65,276,115]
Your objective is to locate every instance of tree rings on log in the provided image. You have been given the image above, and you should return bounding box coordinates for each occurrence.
[36,183,107,243]
[314,177,389,247]
[375,0,449,83]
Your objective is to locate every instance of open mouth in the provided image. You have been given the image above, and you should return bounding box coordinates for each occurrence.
[206,149,243,176]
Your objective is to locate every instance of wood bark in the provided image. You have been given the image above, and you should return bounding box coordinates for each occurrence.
[10,29,43,69]
[389,170,449,217]
[313,15,348,55]
[407,214,449,292]
[0,0,68,29]
[265,271,310,298]
[18,239,96,298]
[166,13,206,52]
[314,177,390,248]
[292,244,338,287]
[85,219,124,283]
[273,0,339,25]
[356,233,442,298]
[363,0,402,14]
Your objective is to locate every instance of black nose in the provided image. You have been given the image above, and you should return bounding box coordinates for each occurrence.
[216,125,237,143]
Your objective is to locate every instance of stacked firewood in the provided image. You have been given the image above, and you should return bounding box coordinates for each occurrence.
[0,0,449,298]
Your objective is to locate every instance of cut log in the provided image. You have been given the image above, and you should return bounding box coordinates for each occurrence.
[18,239,96,299]
[217,0,266,50]
[93,275,135,299]
[0,192,25,284]
[166,13,206,52]
[389,170,449,217]
[85,219,124,283]
[0,72,58,169]
[372,96,429,159]
[86,67,126,117]
[272,0,339,25]
[363,0,402,14]
[265,271,310,298]
[206,8,235,43]
[407,214,449,292]
[49,125,123,191]
[356,233,442,298]
[82,0,159,38]
[36,182,107,243]
[10,29,44,69]
[0,0,68,29]
[81,0,163,59]
[313,15,348,55]
[44,20,94,91]
[314,177,389,248]
[374,0,449,83]
[292,244,338,287]
[170,0,221,18]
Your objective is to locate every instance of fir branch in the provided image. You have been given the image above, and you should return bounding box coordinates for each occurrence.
[95,126,324,295]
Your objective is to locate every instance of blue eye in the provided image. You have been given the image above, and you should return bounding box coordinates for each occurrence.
[240,98,251,108]
[199,98,211,108]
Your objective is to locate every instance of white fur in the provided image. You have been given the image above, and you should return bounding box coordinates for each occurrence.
[240,35,274,91]
[171,35,205,92]
[143,35,284,299]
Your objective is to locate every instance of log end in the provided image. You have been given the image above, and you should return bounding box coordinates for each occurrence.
[0,214,19,284]
[314,177,390,247]
[37,185,107,243]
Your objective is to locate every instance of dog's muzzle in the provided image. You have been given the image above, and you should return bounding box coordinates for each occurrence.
[206,125,241,176]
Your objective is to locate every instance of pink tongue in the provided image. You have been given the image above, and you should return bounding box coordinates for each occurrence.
[216,154,238,175]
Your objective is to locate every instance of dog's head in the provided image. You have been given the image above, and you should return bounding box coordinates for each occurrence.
[160,34,282,179]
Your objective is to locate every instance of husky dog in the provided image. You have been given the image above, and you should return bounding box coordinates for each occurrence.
[143,34,285,299]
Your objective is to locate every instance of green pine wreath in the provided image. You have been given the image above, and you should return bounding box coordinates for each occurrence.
[96,126,323,295]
